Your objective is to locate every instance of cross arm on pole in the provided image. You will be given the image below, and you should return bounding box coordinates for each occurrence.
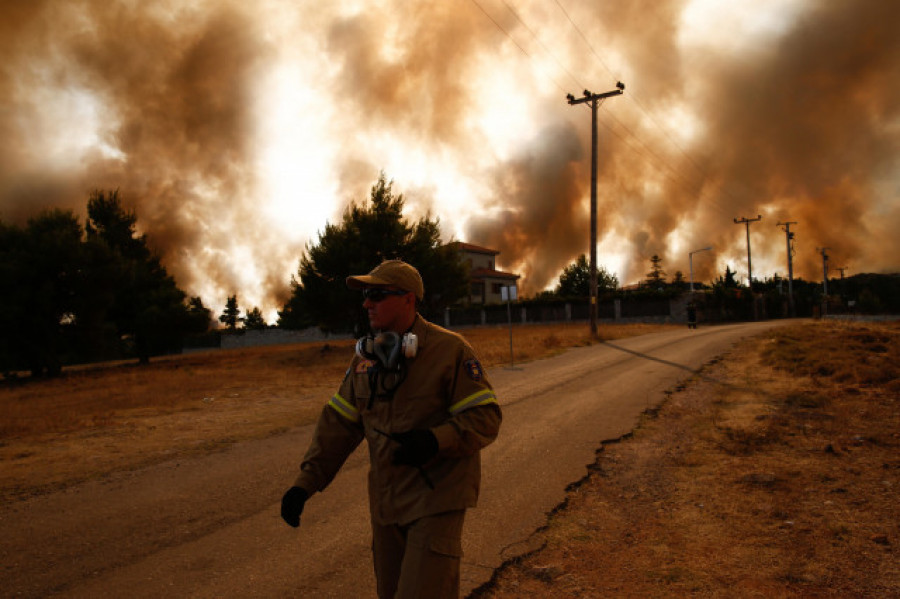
[567,85,624,105]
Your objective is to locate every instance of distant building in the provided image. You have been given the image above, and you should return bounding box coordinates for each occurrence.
[449,242,520,305]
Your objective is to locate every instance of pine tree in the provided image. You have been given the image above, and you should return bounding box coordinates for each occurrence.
[244,307,267,330]
[645,254,667,287]
[219,295,243,330]
[556,254,618,296]
[279,173,467,333]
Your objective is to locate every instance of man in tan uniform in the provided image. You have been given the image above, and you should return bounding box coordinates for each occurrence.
[281,259,502,598]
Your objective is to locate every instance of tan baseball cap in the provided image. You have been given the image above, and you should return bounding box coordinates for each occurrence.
[346,259,424,301]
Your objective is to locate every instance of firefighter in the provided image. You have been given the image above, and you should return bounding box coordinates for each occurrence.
[281,259,502,598]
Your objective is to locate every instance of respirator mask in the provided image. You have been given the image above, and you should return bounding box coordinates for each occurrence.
[355,331,418,370]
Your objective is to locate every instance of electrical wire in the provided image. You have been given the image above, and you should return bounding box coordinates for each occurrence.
[551,0,758,209]
[467,0,745,218]
[467,0,572,94]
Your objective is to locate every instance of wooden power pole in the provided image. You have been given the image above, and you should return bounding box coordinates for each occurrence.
[567,83,624,336]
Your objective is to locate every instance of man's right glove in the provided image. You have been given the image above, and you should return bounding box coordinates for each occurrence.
[280,486,309,528]
[391,429,439,467]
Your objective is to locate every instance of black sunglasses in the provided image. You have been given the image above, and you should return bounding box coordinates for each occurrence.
[362,288,409,302]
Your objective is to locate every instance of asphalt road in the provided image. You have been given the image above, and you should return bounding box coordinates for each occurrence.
[1,320,791,598]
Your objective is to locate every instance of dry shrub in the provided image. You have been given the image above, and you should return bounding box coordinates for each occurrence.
[717,426,778,455]
[761,321,900,387]
[542,333,562,349]
[782,390,830,409]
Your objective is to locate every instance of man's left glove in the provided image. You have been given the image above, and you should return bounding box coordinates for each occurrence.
[280,486,309,528]
[391,429,439,467]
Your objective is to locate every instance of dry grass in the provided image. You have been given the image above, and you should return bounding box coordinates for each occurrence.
[464,321,670,366]
[1,341,356,438]
[475,320,900,598]
[0,322,676,501]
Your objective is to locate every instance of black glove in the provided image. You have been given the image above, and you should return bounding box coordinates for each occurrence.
[280,486,309,528]
[391,429,439,467]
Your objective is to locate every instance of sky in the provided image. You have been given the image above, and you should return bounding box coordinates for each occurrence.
[1,0,898,319]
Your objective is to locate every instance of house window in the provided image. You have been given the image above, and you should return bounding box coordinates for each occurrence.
[470,282,484,297]
[492,283,503,295]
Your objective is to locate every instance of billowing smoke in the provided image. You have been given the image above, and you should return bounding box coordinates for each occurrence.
[1,0,897,311]
[0,0,296,309]
[465,0,900,289]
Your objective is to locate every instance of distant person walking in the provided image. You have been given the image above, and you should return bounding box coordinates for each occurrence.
[280,259,502,598]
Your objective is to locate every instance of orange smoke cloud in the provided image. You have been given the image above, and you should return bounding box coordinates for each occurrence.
[0,0,897,310]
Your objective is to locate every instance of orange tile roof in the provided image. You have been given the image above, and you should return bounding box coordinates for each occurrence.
[449,241,500,255]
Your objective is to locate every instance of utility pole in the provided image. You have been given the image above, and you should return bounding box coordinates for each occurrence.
[777,221,797,317]
[817,247,830,296]
[733,215,762,288]
[834,266,847,280]
[567,82,624,337]
[817,247,830,317]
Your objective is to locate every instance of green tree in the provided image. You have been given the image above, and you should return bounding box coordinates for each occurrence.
[71,227,125,362]
[244,306,267,330]
[713,265,740,289]
[219,295,243,330]
[279,173,468,333]
[0,211,84,376]
[85,189,193,363]
[1,191,207,377]
[556,254,618,297]
[185,296,213,333]
[645,254,666,287]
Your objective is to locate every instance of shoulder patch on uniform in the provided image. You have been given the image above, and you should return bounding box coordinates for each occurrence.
[356,359,375,373]
[464,359,484,382]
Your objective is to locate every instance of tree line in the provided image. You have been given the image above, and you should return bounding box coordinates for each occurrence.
[1,190,211,377]
[4,174,896,379]
[0,175,470,378]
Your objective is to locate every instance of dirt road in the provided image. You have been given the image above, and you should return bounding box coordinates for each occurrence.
[1,321,790,597]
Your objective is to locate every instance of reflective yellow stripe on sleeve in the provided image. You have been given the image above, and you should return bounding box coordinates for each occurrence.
[449,388,497,415]
[327,393,360,423]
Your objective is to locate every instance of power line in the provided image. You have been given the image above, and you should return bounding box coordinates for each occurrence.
[469,0,741,219]
[552,1,710,173]
[509,5,723,209]
[550,0,746,211]
[552,0,617,82]
[468,0,531,57]
[500,0,584,90]
[467,0,571,94]
[470,0,701,205]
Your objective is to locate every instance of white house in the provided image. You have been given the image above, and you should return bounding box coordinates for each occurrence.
[449,242,520,305]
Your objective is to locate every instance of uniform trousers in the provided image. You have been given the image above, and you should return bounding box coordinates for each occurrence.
[371,509,466,599]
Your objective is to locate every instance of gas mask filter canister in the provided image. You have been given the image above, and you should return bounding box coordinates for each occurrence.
[356,331,417,370]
